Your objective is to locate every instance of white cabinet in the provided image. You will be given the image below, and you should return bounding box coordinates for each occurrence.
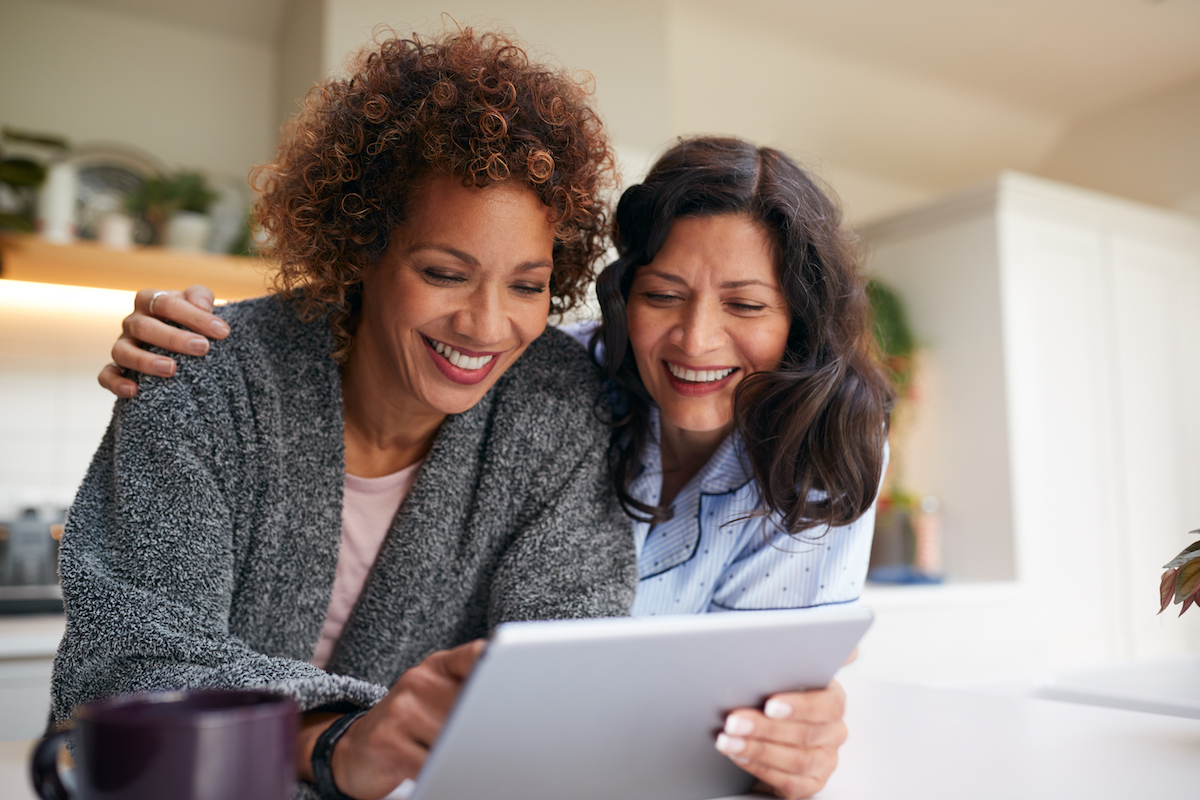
[0,615,63,741]
[853,173,1200,682]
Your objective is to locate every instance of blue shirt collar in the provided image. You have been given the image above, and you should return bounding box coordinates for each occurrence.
[633,406,753,502]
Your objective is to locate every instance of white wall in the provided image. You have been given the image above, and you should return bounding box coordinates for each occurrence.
[0,0,278,184]
[0,283,131,517]
[320,0,671,169]
[276,0,326,130]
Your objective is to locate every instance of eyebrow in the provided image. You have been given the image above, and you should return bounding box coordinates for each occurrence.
[408,244,553,272]
[640,269,778,291]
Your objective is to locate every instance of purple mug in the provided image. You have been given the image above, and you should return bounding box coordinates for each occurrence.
[30,689,298,800]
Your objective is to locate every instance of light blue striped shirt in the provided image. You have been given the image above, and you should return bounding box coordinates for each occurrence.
[558,321,879,617]
[628,407,879,616]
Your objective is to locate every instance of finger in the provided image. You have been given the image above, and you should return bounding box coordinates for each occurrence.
[726,749,837,800]
[143,290,230,339]
[112,337,179,377]
[378,688,449,750]
[134,288,174,314]
[183,284,217,314]
[392,660,466,718]
[763,683,846,724]
[98,363,138,399]
[722,710,847,750]
[122,313,211,356]
[438,639,487,680]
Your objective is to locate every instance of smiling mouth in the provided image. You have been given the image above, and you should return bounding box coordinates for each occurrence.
[666,362,737,384]
[426,337,496,371]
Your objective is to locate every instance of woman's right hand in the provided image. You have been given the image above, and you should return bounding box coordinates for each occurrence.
[99,285,230,399]
[320,639,486,800]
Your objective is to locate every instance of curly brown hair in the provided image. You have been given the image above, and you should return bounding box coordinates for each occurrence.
[251,28,617,361]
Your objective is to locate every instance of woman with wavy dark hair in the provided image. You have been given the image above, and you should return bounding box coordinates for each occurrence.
[594,136,892,563]
[568,137,893,796]
[54,29,637,800]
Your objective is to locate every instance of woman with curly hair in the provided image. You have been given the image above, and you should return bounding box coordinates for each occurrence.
[54,29,636,800]
[95,47,888,800]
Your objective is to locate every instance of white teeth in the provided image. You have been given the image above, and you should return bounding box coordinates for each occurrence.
[668,363,734,383]
[431,340,494,371]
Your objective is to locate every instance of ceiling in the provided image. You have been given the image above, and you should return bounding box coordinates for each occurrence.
[745,0,1200,118]
[62,0,1200,118]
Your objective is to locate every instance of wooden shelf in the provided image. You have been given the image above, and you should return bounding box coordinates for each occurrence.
[0,234,272,300]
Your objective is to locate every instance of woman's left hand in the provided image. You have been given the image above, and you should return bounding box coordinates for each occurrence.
[715,680,848,799]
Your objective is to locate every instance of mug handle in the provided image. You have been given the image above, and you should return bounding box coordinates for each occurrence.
[30,729,73,800]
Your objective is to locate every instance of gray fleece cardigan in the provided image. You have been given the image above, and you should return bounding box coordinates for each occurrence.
[52,295,636,735]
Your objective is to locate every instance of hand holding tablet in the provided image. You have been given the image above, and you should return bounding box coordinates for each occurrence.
[401,605,872,800]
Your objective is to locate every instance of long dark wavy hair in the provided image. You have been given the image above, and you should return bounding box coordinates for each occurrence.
[594,137,894,536]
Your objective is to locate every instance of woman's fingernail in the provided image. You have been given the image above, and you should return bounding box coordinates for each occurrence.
[154,358,176,376]
[188,338,209,355]
[765,699,793,720]
[724,715,754,736]
[715,734,746,755]
[733,756,751,766]
[211,319,229,336]
[118,385,135,399]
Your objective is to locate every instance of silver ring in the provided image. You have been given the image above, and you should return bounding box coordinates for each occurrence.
[148,290,169,317]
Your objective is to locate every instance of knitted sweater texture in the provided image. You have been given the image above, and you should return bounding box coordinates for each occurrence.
[51,296,636,771]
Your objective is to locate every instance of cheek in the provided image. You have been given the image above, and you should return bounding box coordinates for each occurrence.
[513,296,551,342]
[625,305,661,370]
[758,322,792,371]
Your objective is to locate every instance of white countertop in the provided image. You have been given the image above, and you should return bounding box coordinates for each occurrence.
[822,676,1200,799]
[4,677,1198,799]
[0,615,64,660]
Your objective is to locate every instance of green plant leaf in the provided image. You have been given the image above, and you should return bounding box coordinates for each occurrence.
[1163,540,1200,569]
[1181,589,1197,616]
[1185,581,1200,617]
[1173,557,1200,604]
[1160,568,1178,614]
[867,279,916,359]
[0,158,45,188]
[2,126,69,150]
[0,212,34,232]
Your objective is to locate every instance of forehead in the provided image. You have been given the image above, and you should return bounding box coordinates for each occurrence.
[643,214,780,288]
[395,175,555,257]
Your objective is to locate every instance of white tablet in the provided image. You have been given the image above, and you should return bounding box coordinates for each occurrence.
[409,604,873,800]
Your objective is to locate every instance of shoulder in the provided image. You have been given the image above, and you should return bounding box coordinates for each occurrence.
[130,294,339,426]
[493,325,603,401]
[485,326,608,442]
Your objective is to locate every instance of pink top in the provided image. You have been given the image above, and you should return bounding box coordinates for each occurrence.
[310,461,424,670]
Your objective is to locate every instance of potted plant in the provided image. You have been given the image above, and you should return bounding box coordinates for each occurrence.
[0,127,69,233]
[126,170,217,250]
[866,279,943,583]
[1160,530,1200,616]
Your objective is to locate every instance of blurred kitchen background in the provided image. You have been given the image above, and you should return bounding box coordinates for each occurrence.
[1,0,1198,738]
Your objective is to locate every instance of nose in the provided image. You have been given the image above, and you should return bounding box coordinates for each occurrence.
[670,298,725,356]
[452,284,510,346]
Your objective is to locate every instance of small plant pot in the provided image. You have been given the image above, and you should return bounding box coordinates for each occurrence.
[166,210,213,252]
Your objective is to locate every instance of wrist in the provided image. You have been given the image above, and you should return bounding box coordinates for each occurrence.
[310,708,370,799]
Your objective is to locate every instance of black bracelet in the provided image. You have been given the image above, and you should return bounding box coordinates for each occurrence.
[311,708,370,800]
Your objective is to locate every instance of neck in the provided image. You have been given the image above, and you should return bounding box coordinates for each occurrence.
[657,417,734,508]
[340,326,445,478]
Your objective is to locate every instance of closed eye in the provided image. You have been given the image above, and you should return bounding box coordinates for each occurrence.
[512,283,547,296]
[421,269,467,286]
